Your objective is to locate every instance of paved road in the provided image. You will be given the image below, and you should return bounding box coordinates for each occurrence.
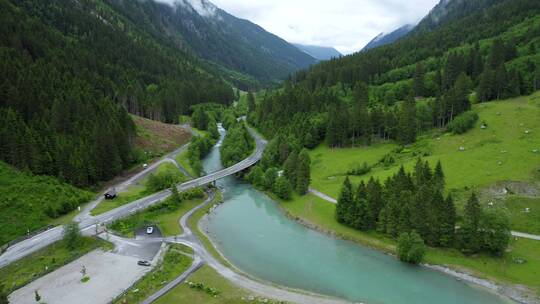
[0,127,266,269]
[309,187,540,242]
[74,143,192,223]
[144,190,348,304]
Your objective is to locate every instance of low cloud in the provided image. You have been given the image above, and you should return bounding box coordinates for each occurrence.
[155,0,440,54]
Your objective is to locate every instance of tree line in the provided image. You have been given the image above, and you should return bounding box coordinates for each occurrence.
[246,134,311,200]
[248,0,540,150]
[0,0,234,187]
[335,160,510,258]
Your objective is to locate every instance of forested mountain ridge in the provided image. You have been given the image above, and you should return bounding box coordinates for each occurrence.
[107,0,317,88]
[250,0,540,149]
[361,25,414,51]
[0,0,234,188]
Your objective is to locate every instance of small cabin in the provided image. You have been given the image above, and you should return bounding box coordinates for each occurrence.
[104,189,117,200]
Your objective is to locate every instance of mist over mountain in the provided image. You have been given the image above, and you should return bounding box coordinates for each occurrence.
[293,44,342,61]
[120,0,317,87]
[361,24,414,51]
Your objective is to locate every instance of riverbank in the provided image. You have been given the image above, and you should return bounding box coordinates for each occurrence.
[274,192,539,303]
[197,198,349,304]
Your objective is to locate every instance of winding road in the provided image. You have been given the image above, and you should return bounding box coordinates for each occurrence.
[0,126,266,269]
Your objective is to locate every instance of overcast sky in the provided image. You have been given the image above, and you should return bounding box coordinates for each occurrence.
[210,0,440,54]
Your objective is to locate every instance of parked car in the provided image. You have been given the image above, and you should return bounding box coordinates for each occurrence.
[146,226,154,234]
[137,260,151,266]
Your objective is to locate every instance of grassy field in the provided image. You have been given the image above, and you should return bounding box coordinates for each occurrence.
[499,196,540,235]
[277,193,540,295]
[91,162,187,216]
[287,93,540,294]
[0,237,112,294]
[310,94,540,200]
[113,244,193,304]
[132,115,191,158]
[91,184,147,216]
[155,265,252,304]
[176,149,197,177]
[0,161,94,246]
[108,195,207,237]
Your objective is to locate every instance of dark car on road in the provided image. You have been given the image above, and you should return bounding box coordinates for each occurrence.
[137,260,151,266]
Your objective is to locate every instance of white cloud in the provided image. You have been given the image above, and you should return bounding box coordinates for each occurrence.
[155,0,440,54]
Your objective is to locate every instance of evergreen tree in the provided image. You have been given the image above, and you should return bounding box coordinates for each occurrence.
[439,194,456,247]
[351,82,370,145]
[295,149,311,195]
[413,62,426,97]
[432,161,445,192]
[366,177,383,229]
[263,168,279,190]
[247,166,265,188]
[478,68,497,102]
[273,176,292,200]
[397,94,417,145]
[207,116,219,140]
[461,192,482,254]
[283,150,298,186]
[247,91,256,113]
[489,38,506,69]
[336,177,354,224]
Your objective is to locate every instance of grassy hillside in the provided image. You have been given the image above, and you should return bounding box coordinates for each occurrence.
[310,93,540,202]
[0,162,94,246]
[132,115,192,159]
[270,92,540,295]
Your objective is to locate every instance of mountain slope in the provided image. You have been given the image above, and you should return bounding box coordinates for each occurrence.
[0,0,235,187]
[249,0,540,148]
[414,0,503,32]
[362,25,414,51]
[293,44,342,61]
[108,0,316,87]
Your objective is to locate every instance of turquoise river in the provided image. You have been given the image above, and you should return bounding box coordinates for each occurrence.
[201,127,512,304]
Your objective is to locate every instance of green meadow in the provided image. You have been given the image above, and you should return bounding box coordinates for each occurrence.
[310,93,540,203]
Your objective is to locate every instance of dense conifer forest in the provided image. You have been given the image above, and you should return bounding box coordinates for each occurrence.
[0,0,234,187]
[248,0,540,149]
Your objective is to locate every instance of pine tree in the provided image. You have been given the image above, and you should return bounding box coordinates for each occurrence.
[283,150,298,186]
[295,149,311,195]
[432,160,445,192]
[461,192,482,254]
[413,62,426,97]
[273,176,292,200]
[439,194,456,247]
[411,185,431,240]
[398,191,413,234]
[489,38,506,69]
[247,91,256,113]
[366,177,383,229]
[397,94,417,145]
[336,177,354,224]
[351,82,370,145]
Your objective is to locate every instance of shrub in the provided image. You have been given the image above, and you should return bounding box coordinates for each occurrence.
[64,222,82,250]
[447,111,479,134]
[273,176,292,200]
[397,232,426,264]
[346,162,371,176]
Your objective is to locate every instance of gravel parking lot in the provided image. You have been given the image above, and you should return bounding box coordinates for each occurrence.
[9,250,151,304]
